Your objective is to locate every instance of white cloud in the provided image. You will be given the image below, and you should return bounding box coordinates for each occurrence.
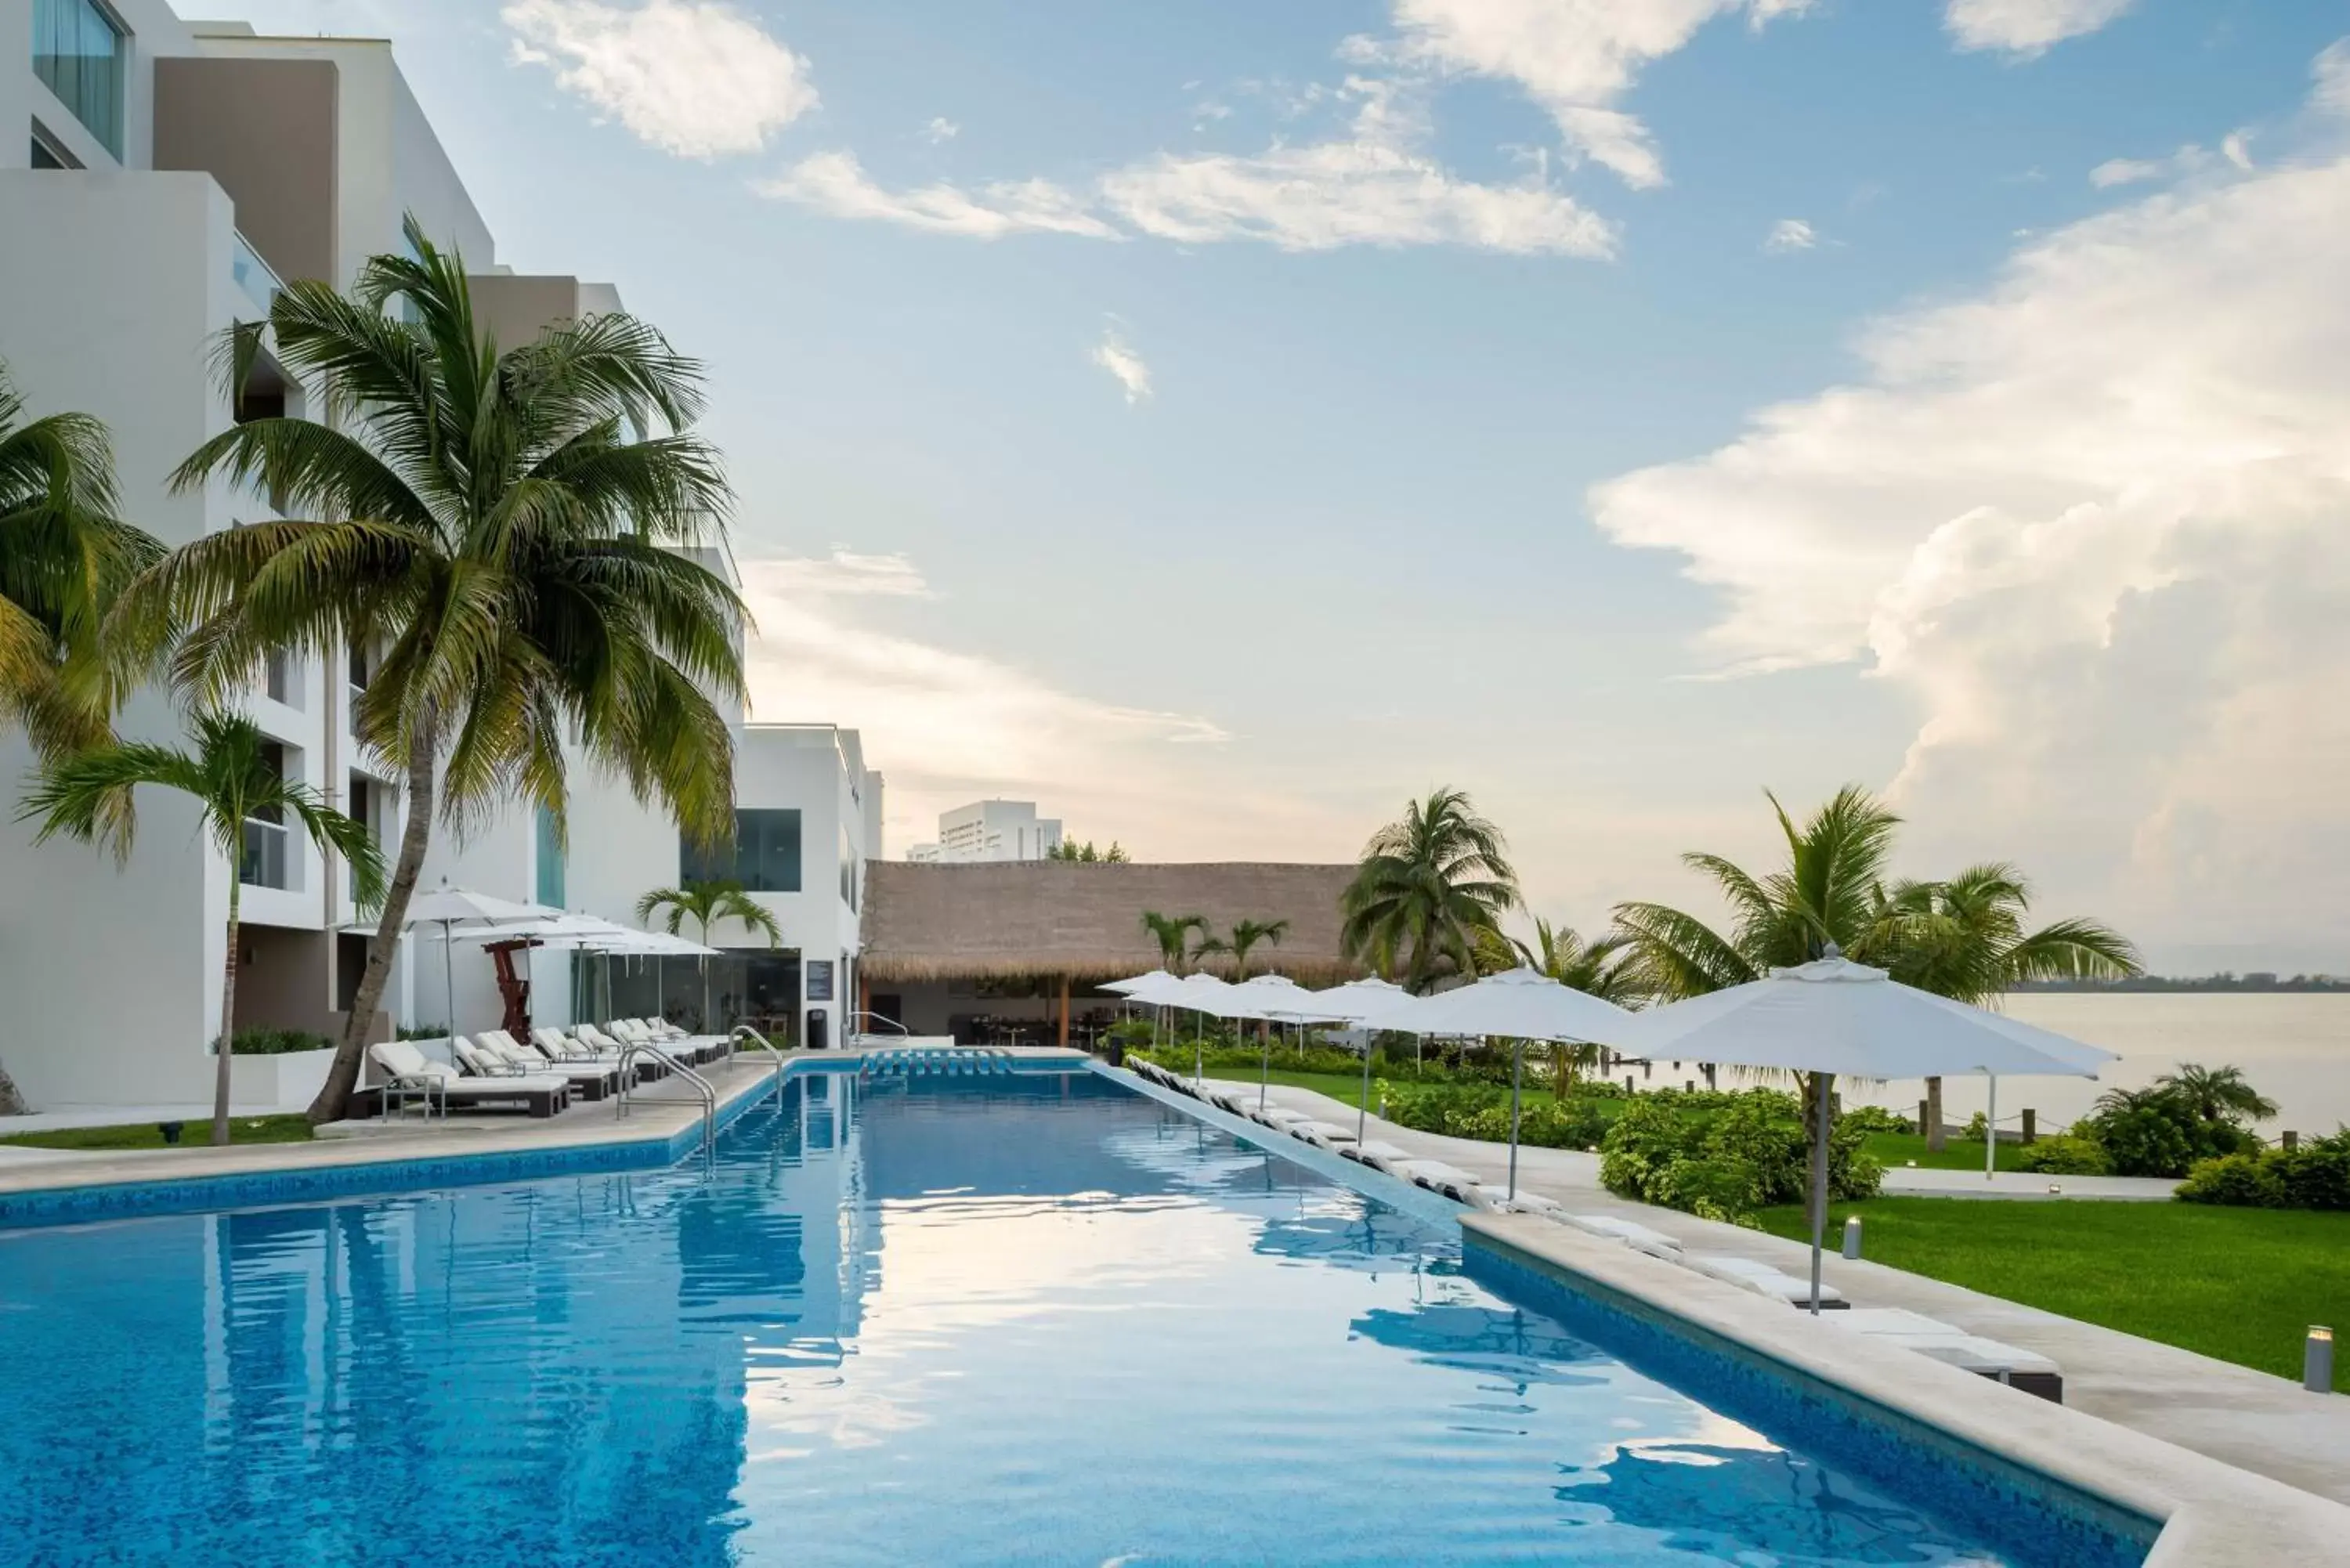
[1587,55,2350,945]
[757,151,1123,239]
[1386,0,1812,190]
[2319,40,2350,119]
[503,0,816,157]
[1944,0,2135,56]
[923,116,960,143]
[2221,129,2255,172]
[739,553,1263,859]
[1763,217,1817,252]
[2088,154,2168,188]
[2088,138,2257,189]
[1090,326,1152,405]
[761,80,1614,257]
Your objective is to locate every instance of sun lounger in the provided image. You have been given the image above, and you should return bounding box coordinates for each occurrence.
[1395,1160,1483,1201]
[1562,1214,1685,1255]
[1344,1141,1413,1172]
[475,1031,620,1100]
[368,1041,569,1119]
[1289,1120,1357,1147]
[1499,1191,1562,1216]
[1825,1310,2063,1400]
[1687,1254,1848,1309]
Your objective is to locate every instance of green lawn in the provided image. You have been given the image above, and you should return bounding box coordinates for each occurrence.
[1754,1197,2350,1389]
[1864,1131,2036,1172]
[0,1115,315,1151]
[1176,1064,1587,1114]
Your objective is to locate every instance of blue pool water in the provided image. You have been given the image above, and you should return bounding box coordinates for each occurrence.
[0,1071,2146,1566]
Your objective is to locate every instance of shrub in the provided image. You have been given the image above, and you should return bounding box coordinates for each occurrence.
[209,1026,335,1057]
[1598,1093,1881,1222]
[2176,1153,2283,1208]
[2019,1134,2110,1176]
[2097,1107,2198,1178]
[2270,1143,2350,1212]
[1839,1104,1913,1136]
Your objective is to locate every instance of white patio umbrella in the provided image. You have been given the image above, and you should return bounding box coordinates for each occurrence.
[1611,950,2117,1315]
[1225,975,1356,1111]
[1367,969,1640,1201]
[369,883,553,1044]
[1170,973,1238,1086]
[1102,970,1179,1049]
[1306,977,1409,1142]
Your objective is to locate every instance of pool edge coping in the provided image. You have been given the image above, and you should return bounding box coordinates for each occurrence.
[1461,1211,2350,1568]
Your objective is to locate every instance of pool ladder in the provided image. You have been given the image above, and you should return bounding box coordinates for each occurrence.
[731,1024,790,1107]
[862,1046,1014,1079]
[613,1042,716,1150]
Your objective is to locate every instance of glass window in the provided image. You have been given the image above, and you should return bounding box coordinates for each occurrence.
[682,808,801,892]
[31,0,127,161]
[535,804,566,909]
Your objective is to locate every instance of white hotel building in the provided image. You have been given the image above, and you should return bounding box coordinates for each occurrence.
[0,2,877,1115]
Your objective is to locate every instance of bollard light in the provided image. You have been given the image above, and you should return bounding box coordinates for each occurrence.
[1841,1216,1863,1260]
[2308,1326,2335,1394]
[2048,1183,2063,1195]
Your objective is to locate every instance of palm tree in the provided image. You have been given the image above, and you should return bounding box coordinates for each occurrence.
[1197,917,1289,981]
[1871,863,2140,1144]
[112,217,743,1123]
[1140,910,1209,970]
[1340,787,1520,993]
[19,711,385,1144]
[2153,1063,2278,1127]
[636,878,783,1032]
[1517,918,1648,1093]
[0,358,161,804]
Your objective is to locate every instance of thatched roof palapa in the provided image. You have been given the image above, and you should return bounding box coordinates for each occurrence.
[860,861,1364,985]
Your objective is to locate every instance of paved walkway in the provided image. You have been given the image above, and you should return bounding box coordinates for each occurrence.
[1200,1075,2350,1507]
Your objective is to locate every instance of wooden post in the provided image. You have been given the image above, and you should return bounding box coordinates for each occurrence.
[2021,1108,2037,1145]
[1058,975,1070,1049]
[2284,1129,2300,1152]
[1918,1099,1932,1139]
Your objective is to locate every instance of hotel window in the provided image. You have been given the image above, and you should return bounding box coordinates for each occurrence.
[31,0,127,161]
[682,808,801,893]
[536,804,566,909]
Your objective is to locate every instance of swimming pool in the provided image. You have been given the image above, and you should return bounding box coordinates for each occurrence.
[0,1070,2149,1566]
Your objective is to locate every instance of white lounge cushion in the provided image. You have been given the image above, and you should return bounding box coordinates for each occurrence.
[1564,1214,1686,1255]
[1347,1141,1413,1172]
[1500,1191,1563,1216]
[1687,1255,1846,1306]
[1291,1120,1357,1146]
[1396,1160,1480,1194]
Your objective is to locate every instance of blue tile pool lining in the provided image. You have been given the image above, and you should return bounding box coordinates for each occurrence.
[1119,1062,2164,1568]
[0,1055,1076,1231]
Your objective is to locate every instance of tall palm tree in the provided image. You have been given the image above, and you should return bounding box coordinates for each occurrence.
[636,878,783,1032]
[1139,910,1209,970]
[1340,787,1520,994]
[1516,918,1648,1094]
[1197,917,1289,981]
[2153,1062,2277,1127]
[1871,863,2140,1143]
[110,216,744,1123]
[20,711,385,1144]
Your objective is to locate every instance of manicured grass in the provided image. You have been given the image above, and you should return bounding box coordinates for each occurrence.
[0,1114,314,1151]
[1753,1197,2350,1389]
[1864,1131,2036,1172]
[1180,1064,1585,1114]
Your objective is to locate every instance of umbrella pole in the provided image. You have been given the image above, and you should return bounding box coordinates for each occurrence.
[1358,1032,1372,1145]
[441,920,456,1046]
[1809,1070,1831,1318]
[1508,1038,1523,1202]
[1259,1024,1269,1112]
[1985,1073,1998,1182]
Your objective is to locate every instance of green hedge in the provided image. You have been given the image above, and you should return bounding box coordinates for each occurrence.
[209,1027,334,1057]
[1600,1090,1883,1224]
[1376,1078,1613,1151]
[2176,1130,2350,1210]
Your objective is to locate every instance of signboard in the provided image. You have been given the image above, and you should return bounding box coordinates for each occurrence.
[805,959,834,1002]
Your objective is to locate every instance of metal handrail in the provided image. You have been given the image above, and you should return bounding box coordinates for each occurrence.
[731,1024,789,1107]
[614,1041,715,1149]
[844,1010,910,1041]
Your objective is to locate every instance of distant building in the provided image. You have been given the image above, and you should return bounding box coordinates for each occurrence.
[907,800,1064,864]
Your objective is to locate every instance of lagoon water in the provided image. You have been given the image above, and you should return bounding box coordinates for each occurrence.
[1815,994,2350,1139]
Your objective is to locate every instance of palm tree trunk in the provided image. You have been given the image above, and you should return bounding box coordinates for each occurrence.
[1924,1075,1945,1151]
[310,706,438,1123]
[215,880,240,1146]
[0,1057,26,1115]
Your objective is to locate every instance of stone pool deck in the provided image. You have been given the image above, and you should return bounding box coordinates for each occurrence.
[1198,1075,2350,1515]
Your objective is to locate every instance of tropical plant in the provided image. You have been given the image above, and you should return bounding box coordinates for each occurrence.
[1197,916,1289,981]
[1515,918,1649,1093]
[1140,910,1209,970]
[0,356,158,771]
[19,710,386,1144]
[1048,838,1128,862]
[2153,1063,2279,1129]
[1340,786,1520,993]
[636,878,782,1031]
[112,217,743,1122]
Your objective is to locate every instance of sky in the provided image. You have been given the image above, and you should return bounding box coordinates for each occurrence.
[214,0,2350,974]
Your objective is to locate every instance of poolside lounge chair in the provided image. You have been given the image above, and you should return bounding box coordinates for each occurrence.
[367,1041,570,1119]
[475,1031,621,1100]
[1394,1160,1484,1201]
[1499,1191,1563,1216]
[1289,1120,1358,1147]
[1825,1310,2063,1401]
[1343,1141,1413,1172]
[624,1017,727,1065]
[1561,1214,1684,1256]
[1686,1254,1848,1310]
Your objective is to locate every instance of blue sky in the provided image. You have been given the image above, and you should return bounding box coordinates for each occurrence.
[224,1,2350,971]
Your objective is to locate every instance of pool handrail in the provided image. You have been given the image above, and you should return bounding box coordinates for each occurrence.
[614,1041,715,1149]
[730,1024,789,1107]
